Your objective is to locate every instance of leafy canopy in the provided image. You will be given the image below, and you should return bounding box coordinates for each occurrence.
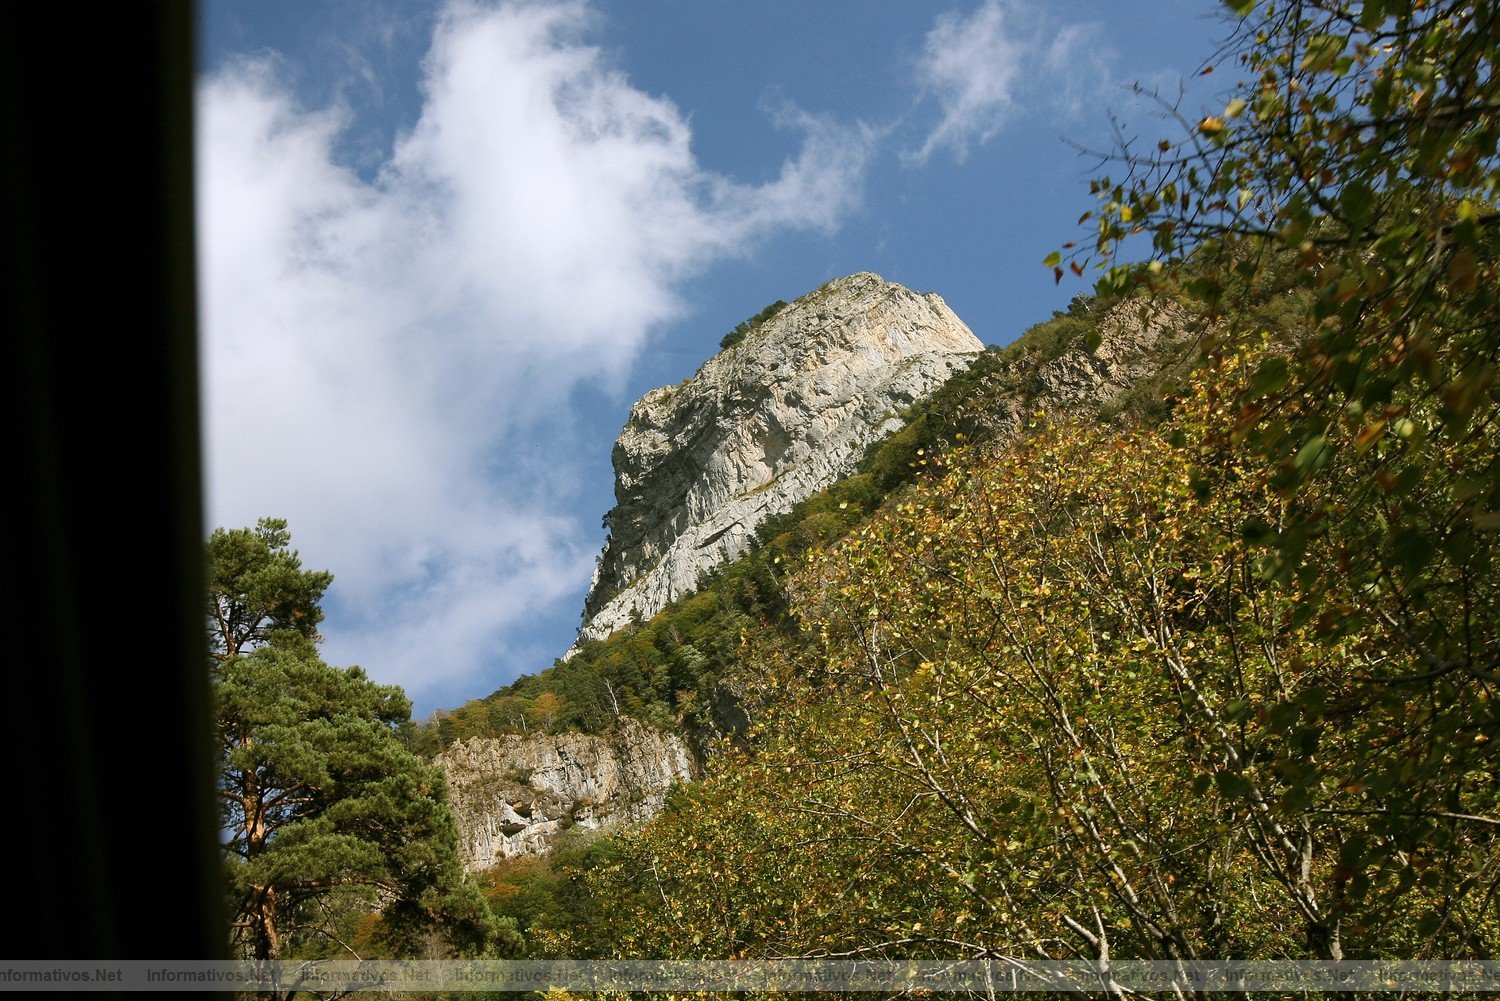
[565,349,1497,965]
[1060,0,1498,685]
[527,0,1500,968]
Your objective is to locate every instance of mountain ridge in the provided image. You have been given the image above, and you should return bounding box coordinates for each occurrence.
[423,271,1199,862]
[577,271,984,646]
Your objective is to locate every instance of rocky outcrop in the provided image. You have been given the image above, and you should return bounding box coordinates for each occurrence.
[579,272,983,645]
[436,718,695,871]
[1043,301,1188,402]
[977,299,1194,440]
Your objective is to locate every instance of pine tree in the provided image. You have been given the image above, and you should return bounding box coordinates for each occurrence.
[208,520,504,959]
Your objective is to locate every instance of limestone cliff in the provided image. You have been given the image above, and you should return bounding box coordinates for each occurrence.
[579,272,983,644]
[437,718,695,871]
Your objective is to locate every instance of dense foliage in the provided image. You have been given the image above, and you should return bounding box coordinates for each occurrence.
[209,519,505,961]
[207,518,333,663]
[1065,0,1498,697]
[554,344,1498,966]
[462,0,1498,972]
[472,829,623,957]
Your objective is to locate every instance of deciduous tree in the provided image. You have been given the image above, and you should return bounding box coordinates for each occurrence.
[1060,0,1498,688]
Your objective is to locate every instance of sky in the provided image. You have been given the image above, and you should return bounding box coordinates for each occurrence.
[197,0,1235,715]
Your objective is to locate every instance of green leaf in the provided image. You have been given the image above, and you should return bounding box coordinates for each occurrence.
[1242,518,1273,544]
[1223,0,1255,15]
[1247,357,1290,397]
[1340,180,1375,225]
[1369,74,1393,117]
[1299,687,1328,715]
[1293,434,1330,474]
[1453,477,1485,502]
[1043,251,1062,268]
[1300,34,1346,73]
[1269,701,1301,732]
[1215,770,1250,797]
[1294,726,1320,758]
[1183,276,1222,305]
[1388,527,1435,577]
[1282,782,1315,813]
[1255,90,1286,123]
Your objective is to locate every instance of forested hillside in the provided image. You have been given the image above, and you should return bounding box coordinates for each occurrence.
[208,0,1497,973]
[553,346,1496,963]
[436,0,1500,965]
[414,282,1203,755]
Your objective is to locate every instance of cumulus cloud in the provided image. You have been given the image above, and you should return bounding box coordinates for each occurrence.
[910,0,1115,164]
[197,0,872,705]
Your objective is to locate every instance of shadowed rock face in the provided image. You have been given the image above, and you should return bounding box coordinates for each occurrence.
[579,271,984,646]
[437,718,696,871]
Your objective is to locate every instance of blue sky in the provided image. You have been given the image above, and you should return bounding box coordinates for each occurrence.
[197,0,1233,715]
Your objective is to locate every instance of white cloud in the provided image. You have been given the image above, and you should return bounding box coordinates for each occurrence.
[910,0,1115,164]
[1043,23,1116,117]
[197,0,872,705]
[911,2,1025,164]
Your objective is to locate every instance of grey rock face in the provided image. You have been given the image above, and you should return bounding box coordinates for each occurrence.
[976,298,1193,441]
[579,272,983,645]
[1037,299,1189,407]
[436,718,696,871]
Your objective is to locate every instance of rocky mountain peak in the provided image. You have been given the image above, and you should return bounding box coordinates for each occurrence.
[577,271,983,646]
